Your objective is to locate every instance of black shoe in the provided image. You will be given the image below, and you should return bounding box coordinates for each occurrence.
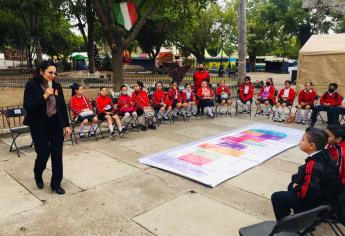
[148,124,156,130]
[122,127,128,135]
[110,131,117,137]
[52,187,65,195]
[35,178,44,189]
[88,132,95,137]
[140,125,147,131]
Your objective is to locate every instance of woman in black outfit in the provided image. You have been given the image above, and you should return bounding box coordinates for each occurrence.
[23,61,71,195]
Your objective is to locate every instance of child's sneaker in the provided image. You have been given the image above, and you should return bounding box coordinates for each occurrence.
[302,120,306,125]
[110,131,117,137]
[79,133,85,138]
[273,116,278,122]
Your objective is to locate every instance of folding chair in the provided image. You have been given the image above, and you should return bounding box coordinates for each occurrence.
[4,108,33,157]
[235,89,252,118]
[239,205,331,236]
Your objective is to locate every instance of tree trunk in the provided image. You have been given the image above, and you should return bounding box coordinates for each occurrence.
[33,36,43,64]
[111,49,124,91]
[86,0,96,73]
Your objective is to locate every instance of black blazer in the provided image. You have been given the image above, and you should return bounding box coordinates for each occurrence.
[23,75,70,129]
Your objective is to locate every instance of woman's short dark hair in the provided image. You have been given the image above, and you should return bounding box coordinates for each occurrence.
[327,124,345,140]
[120,84,127,90]
[329,83,338,89]
[136,81,144,89]
[70,83,81,97]
[305,127,328,151]
[34,60,56,78]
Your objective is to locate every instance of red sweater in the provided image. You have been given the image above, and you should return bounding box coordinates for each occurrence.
[277,87,296,104]
[181,89,195,102]
[239,82,254,101]
[132,90,150,109]
[197,87,214,99]
[216,85,231,97]
[95,95,114,114]
[258,85,276,103]
[166,88,182,106]
[298,89,317,105]
[328,141,345,185]
[320,92,342,106]
[152,90,167,106]
[70,95,92,118]
[117,94,136,112]
[193,70,210,91]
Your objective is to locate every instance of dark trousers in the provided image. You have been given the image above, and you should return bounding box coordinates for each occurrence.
[310,105,332,125]
[271,190,315,221]
[30,115,64,189]
[328,107,345,125]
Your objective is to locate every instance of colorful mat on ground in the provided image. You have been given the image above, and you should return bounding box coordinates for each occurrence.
[139,123,304,187]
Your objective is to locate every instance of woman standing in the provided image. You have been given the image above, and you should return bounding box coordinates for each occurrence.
[23,61,71,195]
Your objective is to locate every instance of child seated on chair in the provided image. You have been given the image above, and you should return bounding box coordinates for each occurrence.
[166,81,183,119]
[197,80,215,118]
[70,83,98,138]
[237,76,254,113]
[255,78,276,115]
[181,83,196,117]
[216,79,232,114]
[152,81,167,120]
[326,124,345,224]
[132,81,156,131]
[296,81,317,124]
[96,87,127,137]
[273,80,296,122]
[310,83,343,127]
[271,127,340,221]
[117,85,138,128]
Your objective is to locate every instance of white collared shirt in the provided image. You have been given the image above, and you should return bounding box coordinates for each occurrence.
[283,88,290,98]
[307,150,322,158]
[244,85,249,94]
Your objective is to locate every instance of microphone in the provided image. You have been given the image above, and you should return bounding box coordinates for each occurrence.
[48,80,53,89]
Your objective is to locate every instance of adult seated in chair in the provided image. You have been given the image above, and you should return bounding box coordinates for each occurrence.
[273,80,296,122]
[310,83,343,127]
[296,81,317,124]
[271,127,340,221]
[196,80,215,118]
[216,79,232,114]
[237,76,254,113]
[328,98,345,125]
[255,78,276,115]
[132,81,156,131]
[70,83,98,138]
[96,87,127,137]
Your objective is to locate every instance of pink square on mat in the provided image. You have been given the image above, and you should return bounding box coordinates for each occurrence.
[179,153,213,166]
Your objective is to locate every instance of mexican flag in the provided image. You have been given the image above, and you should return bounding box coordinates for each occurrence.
[113,2,138,31]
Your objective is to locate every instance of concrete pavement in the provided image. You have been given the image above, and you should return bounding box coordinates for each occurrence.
[0,114,336,236]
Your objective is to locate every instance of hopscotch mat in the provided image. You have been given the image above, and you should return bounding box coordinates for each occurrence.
[139,123,304,187]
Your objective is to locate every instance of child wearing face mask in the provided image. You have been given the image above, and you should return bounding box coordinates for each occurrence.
[295,81,317,124]
[255,78,276,115]
[117,85,138,128]
[310,83,343,127]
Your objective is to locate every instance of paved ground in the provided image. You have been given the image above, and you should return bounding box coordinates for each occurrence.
[0,110,336,236]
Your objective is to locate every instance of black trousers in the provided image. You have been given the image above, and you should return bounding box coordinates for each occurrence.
[327,107,345,125]
[271,187,316,221]
[310,105,332,125]
[30,115,64,189]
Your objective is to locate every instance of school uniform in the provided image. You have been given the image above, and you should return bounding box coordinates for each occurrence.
[271,149,340,221]
[23,75,69,190]
[152,90,167,110]
[181,89,195,103]
[298,89,317,108]
[216,85,231,103]
[310,91,343,126]
[257,85,276,105]
[328,141,345,185]
[95,95,114,120]
[196,87,214,109]
[166,88,182,109]
[70,95,94,121]
[132,90,150,116]
[117,94,136,116]
[277,87,296,106]
[239,82,254,104]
